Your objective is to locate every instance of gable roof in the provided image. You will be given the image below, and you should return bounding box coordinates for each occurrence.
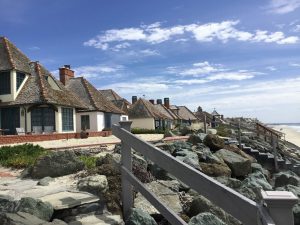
[99,89,122,101]
[177,106,198,121]
[1,62,88,108]
[67,78,124,114]
[154,104,178,120]
[0,37,31,74]
[128,98,168,119]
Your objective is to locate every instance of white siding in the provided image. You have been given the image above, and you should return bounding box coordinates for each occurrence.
[97,112,105,131]
[131,118,155,130]
[76,111,99,132]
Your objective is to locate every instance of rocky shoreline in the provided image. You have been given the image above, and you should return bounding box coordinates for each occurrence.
[0,119,300,225]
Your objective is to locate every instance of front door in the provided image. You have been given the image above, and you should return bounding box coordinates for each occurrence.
[0,107,20,134]
[104,113,112,129]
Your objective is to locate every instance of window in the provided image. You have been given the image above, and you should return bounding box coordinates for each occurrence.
[0,72,11,95]
[81,115,90,130]
[16,72,26,90]
[31,107,55,132]
[62,108,74,131]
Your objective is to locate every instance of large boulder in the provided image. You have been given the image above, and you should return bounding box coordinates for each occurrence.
[274,171,300,188]
[188,212,226,225]
[149,163,175,180]
[194,144,223,164]
[215,149,251,177]
[134,181,182,215]
[203,134,224,152]
[0,197,53,221]
[187,133,206,145]
[188,196,241,225]
[77,175,108,196]
[29,151,85,178]
[125,208,157,225]
[199,162,231,177]
[175,150,201,170]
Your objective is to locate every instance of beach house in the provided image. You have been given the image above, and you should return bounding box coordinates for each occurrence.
[64,70,127,132]
[0,37,87,135]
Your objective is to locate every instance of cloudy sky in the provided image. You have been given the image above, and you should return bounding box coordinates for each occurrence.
[1,0,300,123]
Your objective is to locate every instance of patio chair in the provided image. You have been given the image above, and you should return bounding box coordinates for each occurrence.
[44,126,54,134]
[32,126,43,134]
[16,127,26,135]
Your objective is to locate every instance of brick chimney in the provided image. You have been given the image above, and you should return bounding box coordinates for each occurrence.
[164,97,170,108]
[149,99,155,104]
[59,65,74,85]
[132,96,137,104]
[157,99,162,104]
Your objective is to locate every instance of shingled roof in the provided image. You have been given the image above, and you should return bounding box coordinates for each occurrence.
[177,106,198,121]
[99,89,130,114]
[128,98,168,119]
[0,37,31,73]
[67,78,124,114]
[154,104,178,120]
[0,37,87,108]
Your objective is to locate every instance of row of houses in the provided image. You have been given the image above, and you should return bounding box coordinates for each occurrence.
[0,37,207,136]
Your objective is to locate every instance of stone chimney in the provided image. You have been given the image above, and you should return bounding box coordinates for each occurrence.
[59,65,74,85]
[149,99,155,104]
[164,97,170,108]
[157,99,162,104]
[132,96,137,104]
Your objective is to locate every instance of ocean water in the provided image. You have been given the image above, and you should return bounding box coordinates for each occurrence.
[270,123,300,133]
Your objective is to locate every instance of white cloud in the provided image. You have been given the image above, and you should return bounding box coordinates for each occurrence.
[290,62,300,67]
[207,71,257,81]
[84,20,299,50]
[267,0,300,14]
[28,46,40,51]
[266,66,277,71]
[69,65,123,79]
[139,49,160,56]
[292,24,300,32]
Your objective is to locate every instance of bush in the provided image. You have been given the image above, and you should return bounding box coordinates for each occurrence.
[216,125,232,137]
[0,144,46,168]
[79,156,97,169]
[131,128,165,134]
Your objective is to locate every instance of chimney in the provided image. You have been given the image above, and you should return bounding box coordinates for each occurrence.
[164,97,170,108]
[157,99,162,104]
[149,99,155,104]
[132,96,137,104]
[59,65,74,85]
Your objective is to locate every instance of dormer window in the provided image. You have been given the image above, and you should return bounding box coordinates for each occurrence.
[0,71,11,95]
[16,72,26,90]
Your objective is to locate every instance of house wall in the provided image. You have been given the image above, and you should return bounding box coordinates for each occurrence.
[0,70,28,102]
[97,112,105,131]
[120,115,129,121]
[76,111,99,132]
[131,118,155,130]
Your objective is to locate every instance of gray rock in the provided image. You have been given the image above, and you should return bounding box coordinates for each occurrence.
[176,151,200,170]
[77,175,108,196]
[0,212,47,225]
[251,163,270,180]
[274,171,300,188]
[37,177,54,186]
[199,162,231,177]
[188,212,226,225]
[188,134,205,145]
[125,208,157,225]
[149,164,174,180]
[188,196,241,225]
[203,134,225,151]
[18,197,53,221]
[215,149,251,177]
[134,181,182,215]
[164,130,176,138]
[0,197,18,213]
[194,144,222,164]
[29,151,85,179]
[214,176,242,189]
[66,212,122,225]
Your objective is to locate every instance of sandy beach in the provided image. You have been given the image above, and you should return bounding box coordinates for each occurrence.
[272,125,300,147]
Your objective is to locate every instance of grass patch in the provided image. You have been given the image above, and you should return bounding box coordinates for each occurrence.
[0,144,47,169]
[79,156,97,169]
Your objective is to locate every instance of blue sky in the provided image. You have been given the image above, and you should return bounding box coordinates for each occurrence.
[1,0,300,123]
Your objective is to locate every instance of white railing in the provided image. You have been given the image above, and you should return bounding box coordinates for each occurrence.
[112,121,298,225]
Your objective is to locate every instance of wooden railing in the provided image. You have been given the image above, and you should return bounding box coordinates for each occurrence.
[112,121,298,225]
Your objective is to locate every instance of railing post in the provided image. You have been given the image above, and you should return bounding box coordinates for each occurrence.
[119,121,133,220]
[272,136,279,172]
[238,118,242,149]
[203,114,207,134]
[261,191,298,225]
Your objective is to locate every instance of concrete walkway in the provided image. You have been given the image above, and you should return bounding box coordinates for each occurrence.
[0,134,164,149]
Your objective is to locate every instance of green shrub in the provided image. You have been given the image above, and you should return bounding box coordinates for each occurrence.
[216,124,232,137]
[79,156,97,169]
[0,144,46,168]
[131,128,165,134]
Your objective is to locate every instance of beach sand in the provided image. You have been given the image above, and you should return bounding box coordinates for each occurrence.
[272,125,300,147]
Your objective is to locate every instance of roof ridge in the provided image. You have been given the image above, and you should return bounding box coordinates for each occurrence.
[34,62,48,102]
[81,77,98,110]
[2,37,15,70]
[140,99,156,118]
